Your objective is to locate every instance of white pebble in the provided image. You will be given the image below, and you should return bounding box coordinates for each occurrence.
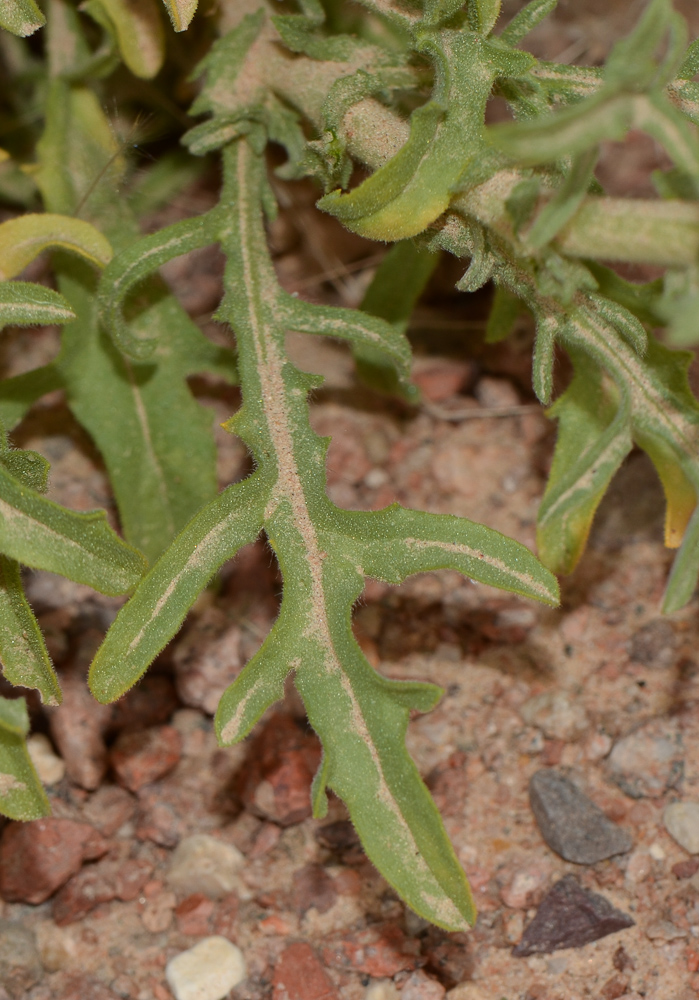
[27,733,65,785]
[166,937,246,1000]
[664,801,699,854]
[366,980,400,1000]
[166,834,244,899]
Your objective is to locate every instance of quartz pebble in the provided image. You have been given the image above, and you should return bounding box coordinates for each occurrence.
[166,834,244,900]
[529,769,633,864]
[512,874,634,957]
[401,970,446,1000]
[27,733,65,786]
[663,801,699,854]
[520,691,588,742]
[165,936,245,1000]
[365,980,400,1000]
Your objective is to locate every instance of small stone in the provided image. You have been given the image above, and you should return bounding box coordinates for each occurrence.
[645,919,687,942]
[110,725,182,792]
[166,936,246,1000]
[34,920,75,972]
[236,712,322,827]
[421,929,473,988]
[0,920,42,999]
[49,671,111,790]
[529,769,633,864]
[273,942,340,1000]
[672,858,699,879]
[173,614,243,715]
[500,861,551,909]
[512,874,634,957]
[624,849,653,884]
[27,734,65,786]
[412,359,474,403]
[175,894,215,936]
[365,980,399,1000]
[474,376,519,409]
[599,974,631,1000]
[142,891,176,933]
[0,818,108,904]
[82,785,136,836]
[628,619,676,669]
[166,834,244,900]
[400,970,445,1000]
[291,863,337,916]
[321,923,420,977]
[608,720,683,799]
[663,801,699,854]
[53,862,118,925]
[520,691,588,742]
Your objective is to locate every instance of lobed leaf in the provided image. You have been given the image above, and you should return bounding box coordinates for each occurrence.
[0,460,146,593]
[0,214,113,280]
[0,696,49,820]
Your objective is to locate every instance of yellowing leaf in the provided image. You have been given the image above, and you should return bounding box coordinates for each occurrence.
[80,0,165,79]
[0,214,112,280]
[0,0,44,36]
[161,0,198,31]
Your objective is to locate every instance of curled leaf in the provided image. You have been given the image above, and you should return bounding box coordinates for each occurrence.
[80,0,165,79]
[0,214,112,281]
[0,282,76,330]
[160,0,198,32]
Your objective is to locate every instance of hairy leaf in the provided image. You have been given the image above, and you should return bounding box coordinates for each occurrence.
[0,0,44,36]
[0,556,61,705]
[0,696,49,820]
[0,281,75,329]
[161,0,198,32]
[0,214,112,280]
[80,0,165,79]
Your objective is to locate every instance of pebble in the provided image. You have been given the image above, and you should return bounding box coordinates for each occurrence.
[273,941,340,1000]
[175,894,215,936]
[27,733,65,785]
[82,784,136,837]
[173,615,243,715]
[628,619,676,669]
[236,712,321,827]
[365,980,400,1000]
[166,834,244,900]
[500,860,551,908]
[110,725,182,792]
[520,691,588,742]
[48,671,111,790]
[401,970,446,1000]
[165,936,246,1000]
[142,891,177,933]
[663,801,699,854]
[474,375,520,408]
[34,920,75,972]
[0,818,108,903]
[512,874,634,957]
[321,923,420,977]
[411,358,474,403]
[0,920,42,998]
[291,862,337,916]
[608,722,683,798]
[529,769,633,864]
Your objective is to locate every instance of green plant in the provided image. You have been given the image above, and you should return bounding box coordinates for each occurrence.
[0,0,698,930]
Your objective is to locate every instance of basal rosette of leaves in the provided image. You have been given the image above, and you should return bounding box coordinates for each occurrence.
[0,0,698,928]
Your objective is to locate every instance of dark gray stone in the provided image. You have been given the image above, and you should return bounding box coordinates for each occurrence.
[512,875,634,957]
[529,769,633,864]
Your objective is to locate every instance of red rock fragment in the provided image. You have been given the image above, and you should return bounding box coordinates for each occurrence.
[412,358,474,403]
[82,784,136,836]
[599,974,631,1000]
[673,858,699,879]
[114,858,153,901]
[291,863,337,916]
[53,865,117,925]
[0,818,109,904]
[175,893,215,936]
[273,942,340,1000]
[135,792,182,847]
[212,892,240,940]
[49,972,121,999]
[110,725,182,792]
[236,712,322,826]
[321,923,420,977]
